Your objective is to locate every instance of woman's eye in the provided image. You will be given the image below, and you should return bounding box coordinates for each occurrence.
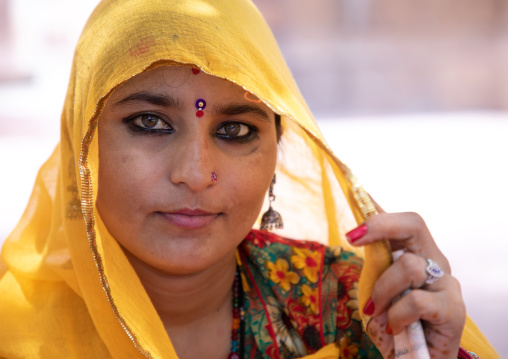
[126,114,173,134]
[135,114,170,129]
[217,123,251,138]
[141,114,158,128]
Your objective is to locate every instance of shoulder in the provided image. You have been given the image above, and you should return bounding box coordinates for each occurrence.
[238,230,371,356]
[241,229,363,270]
[239,230,363,291]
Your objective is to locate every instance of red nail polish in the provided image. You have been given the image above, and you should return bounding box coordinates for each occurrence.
[363,298,375,315]
[458,347,472,359]
[346,223,367,243]
[385,324,393,335]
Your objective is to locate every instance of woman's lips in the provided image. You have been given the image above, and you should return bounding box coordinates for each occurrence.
[158,209,219,229]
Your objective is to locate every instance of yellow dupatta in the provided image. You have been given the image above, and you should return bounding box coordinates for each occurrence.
[0,0,498,358]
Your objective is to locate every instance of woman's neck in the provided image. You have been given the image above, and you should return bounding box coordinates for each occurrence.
[124,251,238,359]
[127,252,237,326]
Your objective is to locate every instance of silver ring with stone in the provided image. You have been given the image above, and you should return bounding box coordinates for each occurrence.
[425,259,444,285]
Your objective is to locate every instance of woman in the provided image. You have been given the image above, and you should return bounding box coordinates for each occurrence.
[0,0,499,358]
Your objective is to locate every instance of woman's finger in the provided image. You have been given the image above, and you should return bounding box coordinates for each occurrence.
[365,252,449,317]
[386,277,465,336]
[366,312,394,358]
[346,212,446,264]
[346,212,428,247]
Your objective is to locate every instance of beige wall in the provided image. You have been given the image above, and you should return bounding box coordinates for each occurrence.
[254,0,508,116]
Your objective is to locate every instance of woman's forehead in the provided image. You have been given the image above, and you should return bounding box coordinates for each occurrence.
[110,66,243,102]
[107,65,273,116]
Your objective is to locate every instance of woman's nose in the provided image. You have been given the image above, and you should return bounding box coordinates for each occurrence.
[169,136,216,192]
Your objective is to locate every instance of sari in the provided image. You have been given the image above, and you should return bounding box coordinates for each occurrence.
[0,0,498,357]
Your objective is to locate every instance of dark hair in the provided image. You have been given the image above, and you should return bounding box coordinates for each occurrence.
[275,113,282,142]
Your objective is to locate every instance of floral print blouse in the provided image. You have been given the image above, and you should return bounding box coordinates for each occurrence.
[237,230,381,358]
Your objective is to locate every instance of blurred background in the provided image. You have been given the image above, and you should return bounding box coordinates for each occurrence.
[1,0,507,355]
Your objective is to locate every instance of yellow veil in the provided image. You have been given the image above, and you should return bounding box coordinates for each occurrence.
[0,0,498,357]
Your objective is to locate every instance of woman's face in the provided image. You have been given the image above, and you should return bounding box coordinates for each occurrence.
[96,66,278,275]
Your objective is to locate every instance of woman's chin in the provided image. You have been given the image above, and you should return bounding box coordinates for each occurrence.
[124,236,237,276]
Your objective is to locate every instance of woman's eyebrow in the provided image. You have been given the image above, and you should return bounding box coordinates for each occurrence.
[112,91,182,108]
[213,103,270,121]
[112,94,270,120]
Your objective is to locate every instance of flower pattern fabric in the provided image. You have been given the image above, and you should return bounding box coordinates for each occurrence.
[339,336,360,359]
[267,259,300,292]
[291,248,321,283]
[300,284,320,315]
[238,230,381,358]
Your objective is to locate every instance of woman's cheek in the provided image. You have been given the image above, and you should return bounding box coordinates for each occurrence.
[231,158,275,223]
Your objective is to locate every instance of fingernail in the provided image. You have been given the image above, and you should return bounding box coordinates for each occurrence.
[363,298,375,315]
[458,347,472,359]
[346,223,367,243]
[385,324,393,335]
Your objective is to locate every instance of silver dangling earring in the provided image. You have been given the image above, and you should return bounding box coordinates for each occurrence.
[260,174,283,231]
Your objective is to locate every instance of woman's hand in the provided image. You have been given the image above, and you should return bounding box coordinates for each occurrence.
[346,207,466,359]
